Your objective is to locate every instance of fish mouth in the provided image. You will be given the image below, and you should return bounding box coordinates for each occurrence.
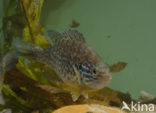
[88,73,112,89]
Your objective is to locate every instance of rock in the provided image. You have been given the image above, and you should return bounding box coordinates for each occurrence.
[53,104,127,113]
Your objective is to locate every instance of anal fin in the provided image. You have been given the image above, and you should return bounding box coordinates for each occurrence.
[82,91,89,99]
[70,91,81,102]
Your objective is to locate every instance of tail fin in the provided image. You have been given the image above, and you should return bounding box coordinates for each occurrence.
[12,39,44,57]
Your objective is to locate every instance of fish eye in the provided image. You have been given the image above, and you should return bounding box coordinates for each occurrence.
[78,64,82,69]
[93,69,96,74]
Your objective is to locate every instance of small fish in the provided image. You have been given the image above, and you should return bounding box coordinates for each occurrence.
[11,30,112,101]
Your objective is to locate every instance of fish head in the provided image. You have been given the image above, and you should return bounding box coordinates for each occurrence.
[90,61,111,89]
[79,59,111,90]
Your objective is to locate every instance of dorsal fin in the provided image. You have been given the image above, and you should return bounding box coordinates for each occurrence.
[62,30,86,42]
[47,30,63,44]
[47,29,86,44]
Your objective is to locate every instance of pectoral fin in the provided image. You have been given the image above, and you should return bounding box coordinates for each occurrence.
[73,65,81,85]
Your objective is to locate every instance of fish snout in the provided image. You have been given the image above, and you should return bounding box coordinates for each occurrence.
[90,72,111,89]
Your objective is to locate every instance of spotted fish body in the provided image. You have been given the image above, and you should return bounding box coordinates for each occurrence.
[12,30,111,101]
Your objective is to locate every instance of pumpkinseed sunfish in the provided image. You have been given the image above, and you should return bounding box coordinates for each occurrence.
[1,30,112,101]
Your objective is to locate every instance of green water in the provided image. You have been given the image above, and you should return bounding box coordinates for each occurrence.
[0,0,156,100]
[0,0,4,58]
[40,0,156,99]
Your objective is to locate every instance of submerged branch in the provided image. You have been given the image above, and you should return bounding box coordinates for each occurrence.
[20,0,35,42]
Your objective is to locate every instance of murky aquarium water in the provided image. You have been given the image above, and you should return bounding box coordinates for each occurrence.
[0,0,156,113]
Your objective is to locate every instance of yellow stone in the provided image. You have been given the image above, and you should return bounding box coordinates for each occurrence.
[53,104,127,113]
